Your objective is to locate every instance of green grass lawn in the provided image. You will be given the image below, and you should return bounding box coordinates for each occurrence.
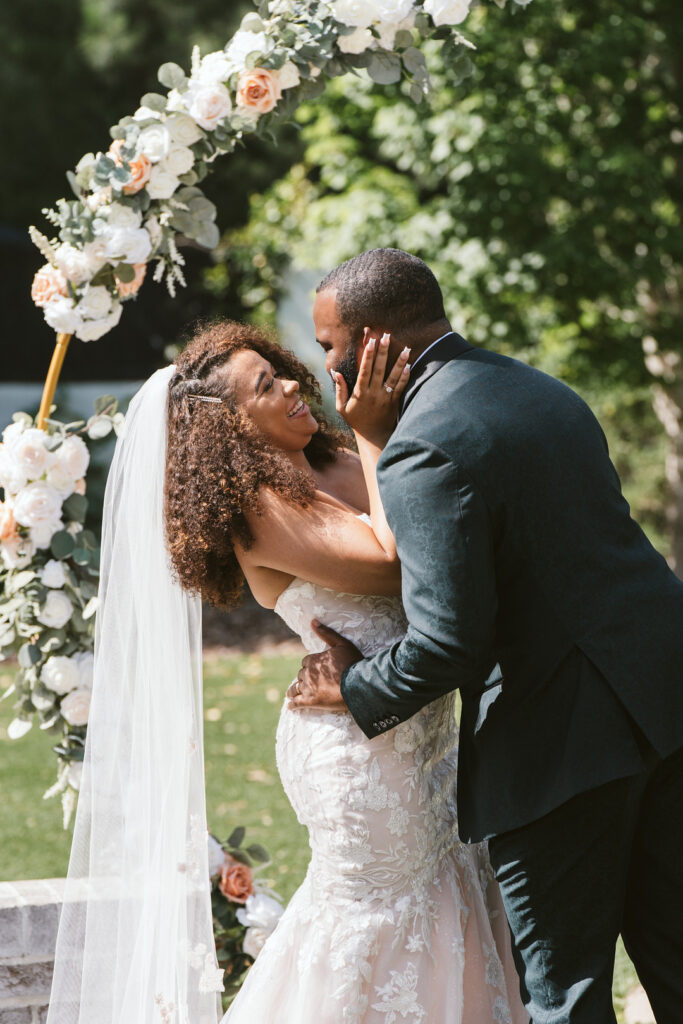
[0,652,639,1016]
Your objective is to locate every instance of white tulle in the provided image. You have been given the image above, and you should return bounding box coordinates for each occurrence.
[46,367,222,1024]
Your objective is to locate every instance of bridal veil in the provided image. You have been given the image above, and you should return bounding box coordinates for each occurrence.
[46,366,222,1023]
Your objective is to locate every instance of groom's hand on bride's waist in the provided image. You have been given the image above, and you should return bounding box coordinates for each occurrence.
[286,620,362,711]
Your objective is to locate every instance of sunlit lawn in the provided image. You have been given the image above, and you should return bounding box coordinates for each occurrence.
[0,652,638,1016]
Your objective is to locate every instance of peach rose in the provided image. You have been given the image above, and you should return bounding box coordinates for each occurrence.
[236,68,282,116]
[218,855,254,904]
[31,265,67,308]
[0,502,19,543]
[108,140,152,195]
[115,262,147,298]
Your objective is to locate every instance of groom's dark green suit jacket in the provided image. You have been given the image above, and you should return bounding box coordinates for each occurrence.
[340,334,683,843]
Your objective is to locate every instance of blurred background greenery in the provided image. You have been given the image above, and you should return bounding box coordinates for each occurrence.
[2,0,680,564]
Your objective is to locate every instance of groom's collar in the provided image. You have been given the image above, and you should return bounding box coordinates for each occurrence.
[398,332,473,418]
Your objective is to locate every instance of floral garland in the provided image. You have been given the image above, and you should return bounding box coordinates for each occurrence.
[0,402,121,824]
[28,0,531,341]
[4,0,533,824]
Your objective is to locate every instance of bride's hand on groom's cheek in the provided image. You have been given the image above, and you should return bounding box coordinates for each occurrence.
[286,620,363,711]
[332,328,411,448]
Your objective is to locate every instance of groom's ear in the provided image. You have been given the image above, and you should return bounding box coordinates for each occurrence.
[358,326,382,354]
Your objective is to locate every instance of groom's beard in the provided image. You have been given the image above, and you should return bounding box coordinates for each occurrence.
[334,343,359,396]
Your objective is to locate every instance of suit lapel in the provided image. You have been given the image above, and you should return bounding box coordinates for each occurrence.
[399,332,473,418]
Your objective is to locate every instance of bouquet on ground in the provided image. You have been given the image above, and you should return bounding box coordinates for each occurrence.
[208,826,285,1004]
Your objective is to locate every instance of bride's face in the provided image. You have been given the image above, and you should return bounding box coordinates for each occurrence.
[225,348,319,451]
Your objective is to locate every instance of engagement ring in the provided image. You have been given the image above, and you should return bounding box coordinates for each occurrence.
[384,385,393,393]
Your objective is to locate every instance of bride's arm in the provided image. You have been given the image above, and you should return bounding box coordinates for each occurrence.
[242,491,401,596]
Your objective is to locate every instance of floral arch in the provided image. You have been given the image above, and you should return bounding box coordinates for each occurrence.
[0,0,531,823]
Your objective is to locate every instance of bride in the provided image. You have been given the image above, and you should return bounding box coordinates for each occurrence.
[46,318,526,1024]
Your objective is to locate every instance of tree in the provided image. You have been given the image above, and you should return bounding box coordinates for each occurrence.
[219,0,682,562]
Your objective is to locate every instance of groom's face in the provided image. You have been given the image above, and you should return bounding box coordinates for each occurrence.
[313,289,364,394]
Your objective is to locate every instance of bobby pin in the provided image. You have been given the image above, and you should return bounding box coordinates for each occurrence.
[188,394,222,404]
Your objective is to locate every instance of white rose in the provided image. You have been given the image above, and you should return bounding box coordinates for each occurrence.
[67,762,83,790]
[44,294,83,336]
[60,687,91,726]
[423,0,471,26]
[0,446,27,495]
[225,30,271,70]
[106,202,142,230]
[166,112,204,147]
[72,650,95,691]
[330,0,375,28]
[146,166,182,200]
[208,835,227,877]
[40,558,67,588]
[197,51,232,85]
[373,0,415,22]
[13,481,63,529]
[162,144,195,177]
[186,82,232,131]
[54,244,92,285]
[9,428,53,481]
[82,238,109,274]
[74,302,123,342]
[338,27,375,53]
[30,518,62,549]
[41,655,80,694]
[277,62,301,90]
[243,927,268,959]
[237,892,284,932]
[2,421,26,445]
[138,123,171,163]
[38,590,74,630]
[103,227,152,264]
[86,414,113,439]
[77,284,112,320]
[45,461,78,496]
[1,534,34,570]
[54,435,90,481]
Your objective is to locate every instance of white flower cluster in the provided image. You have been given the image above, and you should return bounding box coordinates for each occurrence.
[237,891,285,959]
[0,421,89,568]
[30,0,507,342]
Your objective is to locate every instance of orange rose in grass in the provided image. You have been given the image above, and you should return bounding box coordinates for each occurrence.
[218,855,254,904]
[109,139,152,195]
[31,265,67,307]
[236,68,282,116]
[115,262,147,298]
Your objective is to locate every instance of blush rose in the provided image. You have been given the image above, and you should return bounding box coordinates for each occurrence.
[236,68,282,116]
[218,855,254,904]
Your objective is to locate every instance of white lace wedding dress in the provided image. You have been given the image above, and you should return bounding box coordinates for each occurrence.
[223,562,527,1023]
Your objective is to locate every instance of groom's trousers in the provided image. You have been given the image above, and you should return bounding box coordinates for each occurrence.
[488,741,683,1024]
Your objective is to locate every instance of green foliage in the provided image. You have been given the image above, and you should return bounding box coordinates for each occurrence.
[219,0,681,551]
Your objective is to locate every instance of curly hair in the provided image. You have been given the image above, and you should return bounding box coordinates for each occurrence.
[164,319,344,609]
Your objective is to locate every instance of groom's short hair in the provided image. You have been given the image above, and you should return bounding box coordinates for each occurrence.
[317,249,446,336]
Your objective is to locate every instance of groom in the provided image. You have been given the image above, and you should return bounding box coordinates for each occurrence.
[289,248,683,1023]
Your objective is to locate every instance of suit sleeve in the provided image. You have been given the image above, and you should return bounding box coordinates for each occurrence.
[340,436,499,738]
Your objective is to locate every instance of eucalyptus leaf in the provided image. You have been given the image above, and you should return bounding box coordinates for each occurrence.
[94,394,116,415]
[66,171,82,199]
[80,530,98,549]
[402,47,427,76]
[62,493,88,524]
[18,642,41,669]
[7,571,36,595]
[158,62,187,90]
[51,531,76,560]
[368,53,402,86]
[114,262,136,283]
[140,92,168,113]
[82,596,99,620]
[193,221,220,250]
[72,547,91,567]
[188,196,217,221]
[394,30,415,49]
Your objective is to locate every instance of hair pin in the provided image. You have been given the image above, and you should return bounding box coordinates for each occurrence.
[188,394,222,405]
